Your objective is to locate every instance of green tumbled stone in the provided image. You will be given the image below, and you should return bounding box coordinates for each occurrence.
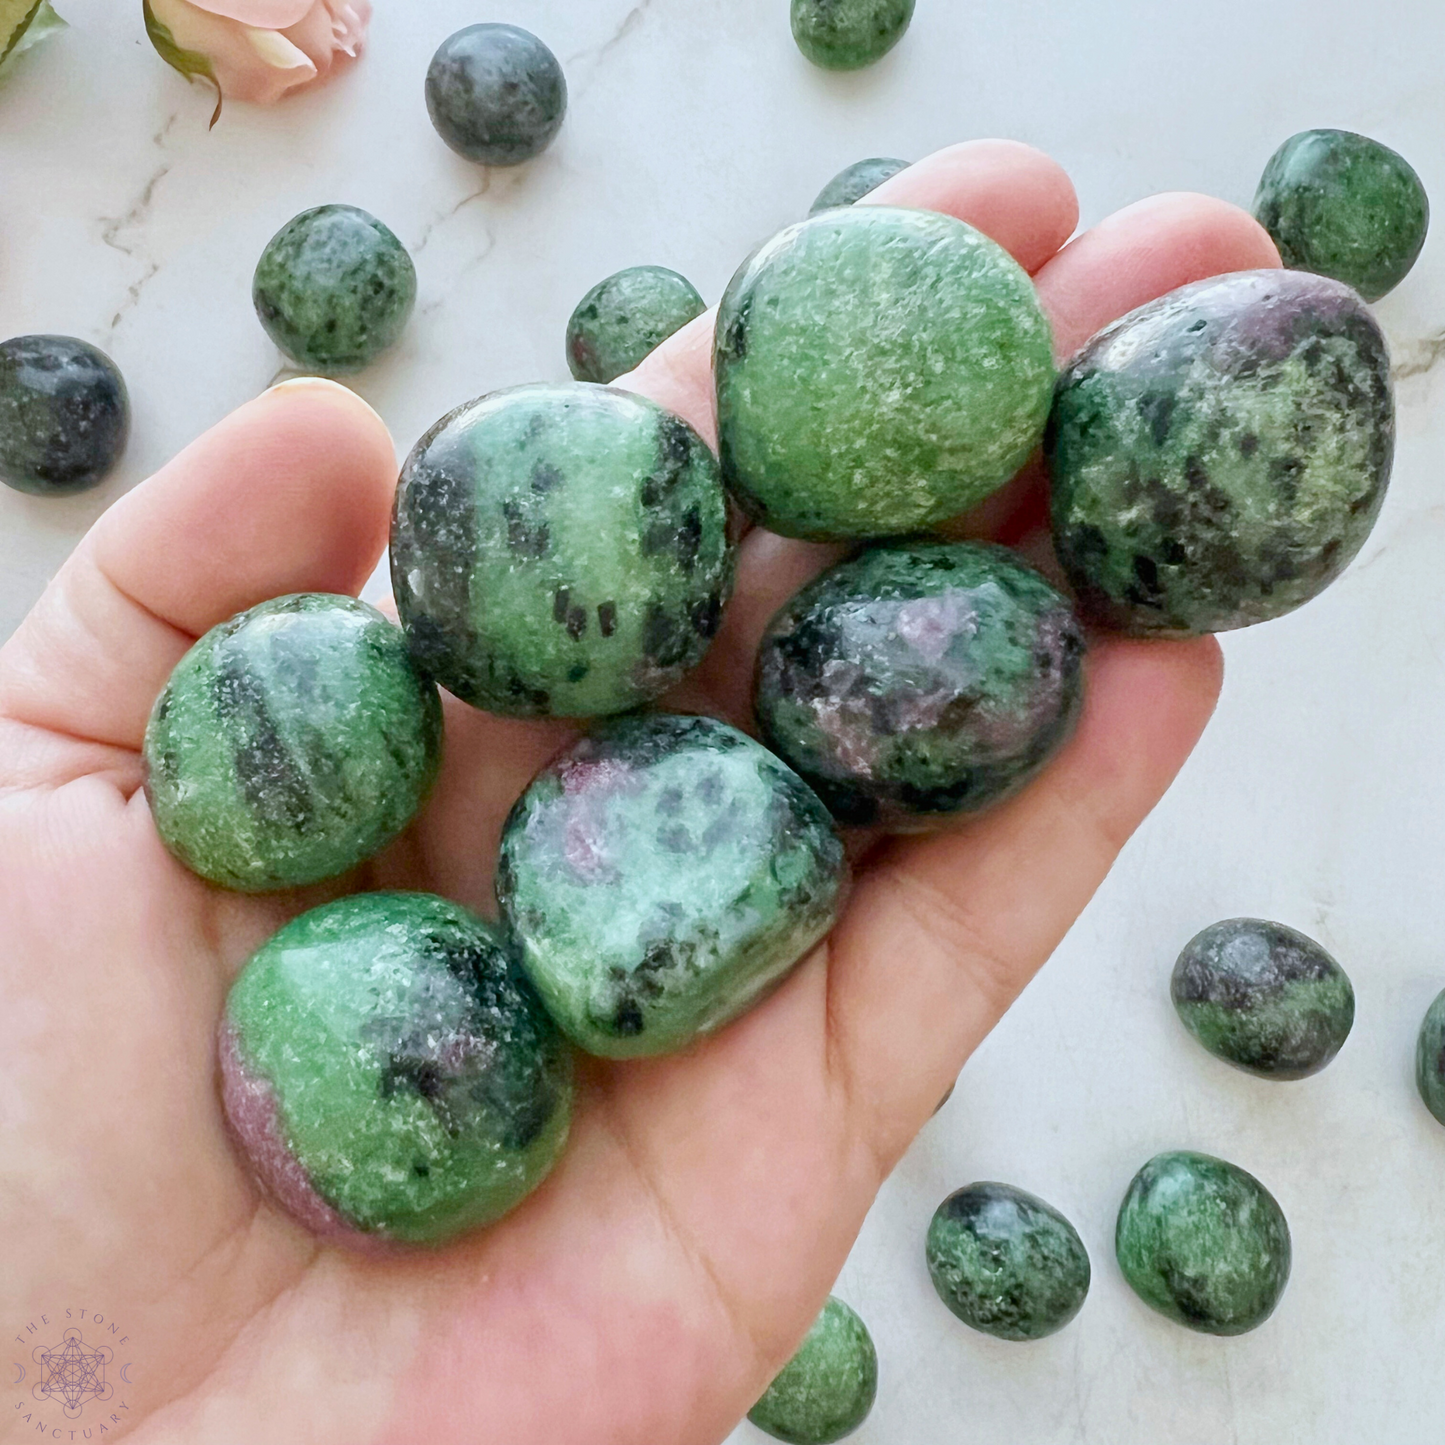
[221,892,573,1246]
[497,713,847,1058]
[1049,269,1394,635]
[755,541,1085,829]
[716,206,1055,541]
[791,0,914,70]
[1172,918,1355,1080]
[253,205,416,375]
[391,384,733,718]
[748,1296,877,1444]
[809,157,909,214]
[926,1182,1091,1341]
[1255,129,1430,303]
[144,594,442,893]
[1115,1151,1291,1336]
[1414,988,1445,1127]
[565,266,706,384]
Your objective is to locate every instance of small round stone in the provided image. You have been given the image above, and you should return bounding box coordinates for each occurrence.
[391,383,733,718]
[926,1182,1091,1341]
[1172,918,1355,1079]
[1414,988,1445,1126]
[221,892,573,1246]
[565,266,706,384]
[755,541,1085,829]
[1115,1151,1291,1336]
[0,335,129,495]
[791,0,914,70]
[1049,268,1395,635]
[747,1296,877,1444]
[716,206,1055,540]
[1254,129,1430,303]
[253,205,416,375]
[425,24,566,167]
[809,157,909,214]
[496,713,847,1058]
[144,594,442,893]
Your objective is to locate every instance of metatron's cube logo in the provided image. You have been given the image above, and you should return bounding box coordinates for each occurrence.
[32,1327,114,1419]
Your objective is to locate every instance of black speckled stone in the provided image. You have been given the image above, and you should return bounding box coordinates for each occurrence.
[748,1296,877,1444]
[426,24,566,167]
[565,266,706,384]
[927,1183,1091,1341]
[391,383,733,718]
[496,713,848,1058]
[1172,918,1355,1079]
[253,205,416,375]
[1049,269,1394,635]
[791,0,914,69]
[1255,129,1430,303]
[809,157,909,214]
[1415,988,1445,1127]
[0,335,129,495]
[755,541,1085,829]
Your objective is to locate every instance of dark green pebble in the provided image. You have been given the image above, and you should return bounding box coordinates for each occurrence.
[426,24,566,167]
[809,157,909,214]
[716,206,1055,541]
[144,594,442,893]
[497,713,847,1058]
[0,335,129,495]
[1049,268,1394,635]
[1172,918,1354,1079]
[1255,129,1429,303]
[791,0,915,69]
[1414,988,1445,1126]
[565,266,706,384]
[748,1296,877,1444]
[252,205,416,375]
[221,892,573,1245]
[755,541,1085,829]
[1115,1151,1291,1336]
[391,383,733,718]
[926,1182,1091,1341]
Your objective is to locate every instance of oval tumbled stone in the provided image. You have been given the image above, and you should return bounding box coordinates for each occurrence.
[755,541,1085,829]
[391,383,733,718]
[748,1296,877,1444]
[221,892,573,1246]
[927,1182,1091,1341]
[565,265,706,384]
[716,206,1056,540]
[1415,988,1445,1127]
[1172,918,1355,1079]
[1049,268,1394,635]
[791,0,914,70]
[1115,1151,1291,1335]
[809,156,909,214]
[144,594,442,893]
[497,713,847,1057]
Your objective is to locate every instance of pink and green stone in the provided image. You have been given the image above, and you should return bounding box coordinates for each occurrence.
[748,1296,877,1444]
[497,713,847,1058]
[221,892,574,1247]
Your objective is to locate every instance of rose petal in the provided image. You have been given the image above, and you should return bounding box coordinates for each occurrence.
[184,0,314,27]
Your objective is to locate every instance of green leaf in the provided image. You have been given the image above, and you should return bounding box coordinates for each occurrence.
[1,0,64,70]
[142,0,222,128]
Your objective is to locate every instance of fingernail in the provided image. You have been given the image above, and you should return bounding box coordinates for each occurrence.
[264,375,356,398]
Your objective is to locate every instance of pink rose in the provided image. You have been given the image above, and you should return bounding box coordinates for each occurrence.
[145,0,370,114]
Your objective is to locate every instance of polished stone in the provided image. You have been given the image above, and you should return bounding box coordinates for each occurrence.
[1415,988,1445,1126]
[144,594,441,892]
[425,23,566,167]
[927,1182,1091,1341]
[1172,918,1355,1079]
[221,892,573,1246]
[790,0,915,70]
[1115,1151,1291,1335]
[716,206,1055,540]
[391,383,733,718]
[0,334,129,495]
[496,713,847,1057]
[809,157,909,214]
[755,541,1085,828]
[252,204,416,375]
[565,265,706,384]
[748,1296,877,1444]
[1255,129,1429,303]
[1049,269,1394,635]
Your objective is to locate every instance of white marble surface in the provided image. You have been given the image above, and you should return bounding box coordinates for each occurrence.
[3,1,1445,1441]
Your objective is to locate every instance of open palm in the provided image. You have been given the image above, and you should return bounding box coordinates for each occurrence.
[0,141,1277,1444]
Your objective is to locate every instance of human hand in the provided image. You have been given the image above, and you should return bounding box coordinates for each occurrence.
[0,140,1277,1444]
